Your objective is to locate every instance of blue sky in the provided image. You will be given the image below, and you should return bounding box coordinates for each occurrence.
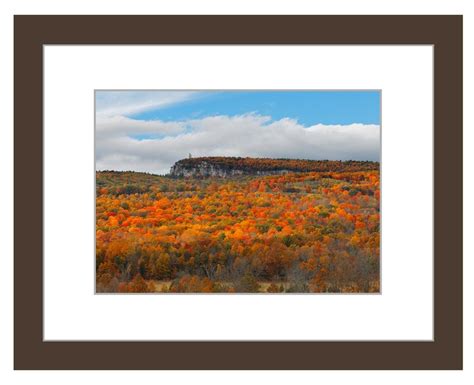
[95,90,381,174]
[129,91,380,127]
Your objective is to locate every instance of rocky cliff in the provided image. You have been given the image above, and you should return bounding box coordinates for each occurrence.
[168,157,379,178]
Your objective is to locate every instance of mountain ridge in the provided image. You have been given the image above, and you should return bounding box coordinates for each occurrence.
[169,156,379,178]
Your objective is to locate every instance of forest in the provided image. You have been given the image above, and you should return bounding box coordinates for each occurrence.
[96,160,380,293]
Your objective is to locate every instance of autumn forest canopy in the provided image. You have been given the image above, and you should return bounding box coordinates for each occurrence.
[96,157,380,293]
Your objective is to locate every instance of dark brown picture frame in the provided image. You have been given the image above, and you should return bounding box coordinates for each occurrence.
[14,15,462,370]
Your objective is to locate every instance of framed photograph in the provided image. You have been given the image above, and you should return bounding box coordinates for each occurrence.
[95,89,381,295]
[14,15,462,369]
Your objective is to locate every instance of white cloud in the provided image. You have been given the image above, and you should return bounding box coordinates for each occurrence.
[95,91,197,117]
[96,115,185,138]
[96,113,380,175]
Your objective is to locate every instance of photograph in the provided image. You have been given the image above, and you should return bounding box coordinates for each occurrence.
[95,90,381,293]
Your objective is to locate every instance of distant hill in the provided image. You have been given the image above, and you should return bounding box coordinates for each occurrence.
[169,156,379,178]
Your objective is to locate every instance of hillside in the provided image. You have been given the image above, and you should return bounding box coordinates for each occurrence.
[96,167,380,293]
[169,157,379,178]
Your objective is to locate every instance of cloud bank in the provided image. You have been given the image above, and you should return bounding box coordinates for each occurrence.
[96,113,380,175]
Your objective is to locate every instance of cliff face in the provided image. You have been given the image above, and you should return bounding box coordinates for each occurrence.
[168,157,379,178]
[170,160,291,178]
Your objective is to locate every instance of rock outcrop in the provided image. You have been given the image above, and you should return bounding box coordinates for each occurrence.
[168,157,379,178]
[170,161,290,178]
